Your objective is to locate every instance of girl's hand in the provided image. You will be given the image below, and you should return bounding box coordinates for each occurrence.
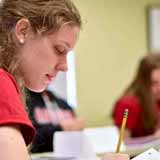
[60,117,85,131]
[102,153,130,160]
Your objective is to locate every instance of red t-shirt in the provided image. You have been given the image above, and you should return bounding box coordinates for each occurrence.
[113,95,160,137]
[0,68,35,145]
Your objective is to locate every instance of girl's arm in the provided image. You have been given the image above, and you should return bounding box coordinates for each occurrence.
[0,125,30,160]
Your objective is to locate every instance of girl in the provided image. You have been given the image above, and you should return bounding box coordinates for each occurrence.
[113,54,160,139]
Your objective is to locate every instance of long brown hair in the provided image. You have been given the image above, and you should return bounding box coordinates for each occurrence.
[0,0,81,96]
[123,53,160,131]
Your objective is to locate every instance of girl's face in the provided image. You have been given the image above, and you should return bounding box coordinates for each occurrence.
[17,24,80,92]
[151,68,160,100]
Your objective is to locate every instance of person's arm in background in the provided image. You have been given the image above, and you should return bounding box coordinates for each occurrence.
[59,117,85,131]
[53,93,85,131]
[0,125,30,160]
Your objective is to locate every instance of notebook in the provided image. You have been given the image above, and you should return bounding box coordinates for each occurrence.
[132,148,160,160]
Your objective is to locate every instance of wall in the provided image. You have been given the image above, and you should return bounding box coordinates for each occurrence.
[73,0,160,126]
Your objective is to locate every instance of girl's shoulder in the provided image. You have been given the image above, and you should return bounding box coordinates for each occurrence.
[117,95,139,103]
[0,68,19,93]
[115,95,140,112]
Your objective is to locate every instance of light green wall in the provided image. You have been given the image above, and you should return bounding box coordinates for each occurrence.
[73,0,160,127]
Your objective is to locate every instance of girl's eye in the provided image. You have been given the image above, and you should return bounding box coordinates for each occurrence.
[55,46,66,55]
[55,47,63,55]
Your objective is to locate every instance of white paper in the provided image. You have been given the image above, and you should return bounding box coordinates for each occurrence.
[132,148,160,160]
[32,157,96,160]
[84,126,126,154]
[54,131,96,159]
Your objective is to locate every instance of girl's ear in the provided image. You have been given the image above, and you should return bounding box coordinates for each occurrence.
[15,18,32,44]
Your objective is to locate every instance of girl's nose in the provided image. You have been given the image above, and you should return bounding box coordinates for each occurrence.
[56,58,68,72]
[58,63,68,72]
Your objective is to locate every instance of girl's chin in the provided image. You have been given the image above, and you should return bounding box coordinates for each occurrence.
[26,85,47,93]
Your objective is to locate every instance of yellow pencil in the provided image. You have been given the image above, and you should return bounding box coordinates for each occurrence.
[116,108,129,153]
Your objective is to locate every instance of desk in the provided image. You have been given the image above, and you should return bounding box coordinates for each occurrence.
[30,128,160,159]
[30,139,160,159]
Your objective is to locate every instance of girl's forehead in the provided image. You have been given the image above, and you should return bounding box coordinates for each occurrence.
[47,24,80,47]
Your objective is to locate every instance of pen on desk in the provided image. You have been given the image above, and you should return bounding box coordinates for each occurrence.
[116,108,129,153]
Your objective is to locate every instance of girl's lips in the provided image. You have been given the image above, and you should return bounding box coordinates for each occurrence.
[46,74,55,82]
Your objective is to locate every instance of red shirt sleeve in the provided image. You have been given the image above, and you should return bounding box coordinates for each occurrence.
[113,96,141,131]
[0,69,35,145]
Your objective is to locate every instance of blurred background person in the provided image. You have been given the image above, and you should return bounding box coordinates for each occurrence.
[26,89,85,153]
[112,53,160,139]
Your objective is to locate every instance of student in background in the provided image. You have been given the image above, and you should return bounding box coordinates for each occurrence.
[0,0,129,159]
[26,89,85,153]
[112,53,160,139]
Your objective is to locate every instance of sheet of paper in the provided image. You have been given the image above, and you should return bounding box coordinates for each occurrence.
[32,156,77,160]
[84,126,126,154]
[54,131,97,159]
[32,157,97,160]
[132,148,160,160]
[31,152,89,160]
